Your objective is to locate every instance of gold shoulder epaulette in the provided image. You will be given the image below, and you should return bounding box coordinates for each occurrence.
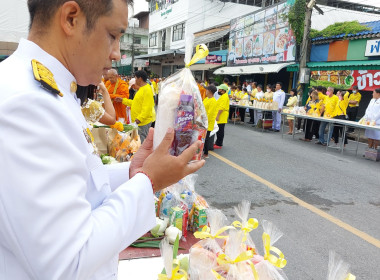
[31,59,63,97]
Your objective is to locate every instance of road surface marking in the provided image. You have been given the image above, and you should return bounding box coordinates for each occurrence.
[209,151,380,249]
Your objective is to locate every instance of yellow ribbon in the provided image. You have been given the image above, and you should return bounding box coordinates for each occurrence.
[185,44,209,68]
[193,225,233,240]
[158,260,188,280]
[216,250,259,280]
[345,273,356,280]
[232,218,259,241]
[263,232,287,269]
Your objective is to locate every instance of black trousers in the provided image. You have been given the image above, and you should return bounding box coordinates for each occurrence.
[347,106,358,132]
[304,120,320,140]
[249,109,254,122]
[333,115,348,144]
[203,131,211,155]
[215,123,225,146]
[239,108,246,122]
[229,105,234,120]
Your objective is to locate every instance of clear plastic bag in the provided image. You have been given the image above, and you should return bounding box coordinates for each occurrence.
[233,200,258,249]
[159,237,188,280]
[189,209,231,279]
[153,35,208,161]
[254,220,288,280]
[327,251,355,280]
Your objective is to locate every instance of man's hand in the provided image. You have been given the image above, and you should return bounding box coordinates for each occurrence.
[131,128,205,192]
[115,97,123,103]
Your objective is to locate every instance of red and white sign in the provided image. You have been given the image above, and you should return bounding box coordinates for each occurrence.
[351,70,380,91]
[205,55,222,64]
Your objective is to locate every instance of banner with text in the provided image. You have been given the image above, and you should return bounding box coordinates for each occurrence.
[228,1,296,66]
[310,70,380,91]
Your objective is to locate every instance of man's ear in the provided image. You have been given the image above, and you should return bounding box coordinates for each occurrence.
[59,1,83,36]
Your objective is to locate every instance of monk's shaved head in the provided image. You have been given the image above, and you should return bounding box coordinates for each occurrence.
[108,69,118,83]
[28,0,133,30]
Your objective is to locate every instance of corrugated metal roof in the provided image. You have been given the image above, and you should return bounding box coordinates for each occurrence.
[312,20,380,43]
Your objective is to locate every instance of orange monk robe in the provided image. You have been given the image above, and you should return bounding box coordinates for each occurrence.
[107,78,130,122]
[198,84,206,100]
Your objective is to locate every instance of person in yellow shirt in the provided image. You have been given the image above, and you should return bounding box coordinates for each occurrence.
[331,90,349,146]
[346,85,361,132]
[286,88,298,134]
[202,85,218,158]
[214,84,230,149]
[316,87,339,145]
[300,90,322,142]
[236,86,248,122]
[122,70,155,143]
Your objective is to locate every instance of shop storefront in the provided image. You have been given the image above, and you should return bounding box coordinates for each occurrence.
[287,20,380,117]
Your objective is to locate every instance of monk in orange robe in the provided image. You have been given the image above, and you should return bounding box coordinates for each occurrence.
[107,69,129,122]
[197,80,206,100]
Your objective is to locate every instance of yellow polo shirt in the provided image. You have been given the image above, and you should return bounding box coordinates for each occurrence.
[322,94,339,118]
[203,97,217,131]
[216,93,229,124]
[122,84,155,126]
[250,88,258,101]
[348,92,361,107]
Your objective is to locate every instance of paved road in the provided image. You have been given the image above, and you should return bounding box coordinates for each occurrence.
[195,122,380,279]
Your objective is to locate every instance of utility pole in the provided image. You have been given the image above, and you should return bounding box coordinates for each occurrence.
[297,0,314,105]
[131,24,135,76]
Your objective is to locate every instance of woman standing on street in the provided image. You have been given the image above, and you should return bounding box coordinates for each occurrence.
[363,88,380,149]
[286,88,298,134]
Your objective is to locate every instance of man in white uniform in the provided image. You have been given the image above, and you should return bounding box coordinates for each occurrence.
[0,0,204,279]
[272,82,286,132]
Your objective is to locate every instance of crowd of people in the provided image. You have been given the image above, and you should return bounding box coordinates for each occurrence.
[296,85,380,149]
[95,70,380,153]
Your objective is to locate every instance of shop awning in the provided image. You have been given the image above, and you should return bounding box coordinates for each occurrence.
[287,60,380,72]
[134,50,185,60]
[213,63,292,75]
[189,63,225,71]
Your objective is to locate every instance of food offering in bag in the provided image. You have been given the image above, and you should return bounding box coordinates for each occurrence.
[154,35,208,161]
[172,92,207,160]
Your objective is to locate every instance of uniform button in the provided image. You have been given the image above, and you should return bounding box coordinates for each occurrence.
[70,81,77,93]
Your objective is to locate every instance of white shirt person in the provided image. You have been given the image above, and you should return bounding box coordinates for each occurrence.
[0,1,204,279]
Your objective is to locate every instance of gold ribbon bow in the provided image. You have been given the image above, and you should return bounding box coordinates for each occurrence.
[232,218,259,241]
[345,273,356,280]
[216,250,259,280]
[263,232,287,269]
[158,260,188,280]
[193,225,233,240]
[185,44,209,68]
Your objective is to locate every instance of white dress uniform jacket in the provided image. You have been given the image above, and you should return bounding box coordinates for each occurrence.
[364,98,380,140]
[0,39,156,279]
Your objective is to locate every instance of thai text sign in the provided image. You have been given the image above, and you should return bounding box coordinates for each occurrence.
[205,55,222,64]
[365,39,380,57]
[311,70,380,91]
[228,1,296,66]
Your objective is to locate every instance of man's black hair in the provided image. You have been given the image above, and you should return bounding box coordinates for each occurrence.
[134,70,148,82]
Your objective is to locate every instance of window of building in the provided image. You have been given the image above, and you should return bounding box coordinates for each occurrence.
[172,23,185,42]
[149,33,157,47]
[133,37,141,45]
